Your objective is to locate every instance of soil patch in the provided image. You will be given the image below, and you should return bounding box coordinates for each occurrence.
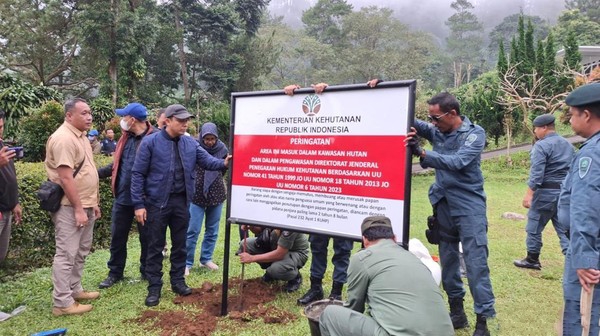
[132,277,298,335]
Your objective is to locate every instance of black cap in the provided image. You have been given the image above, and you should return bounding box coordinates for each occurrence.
[361,216,392,234]
[165,104,195,119]
[533,114,555,127]
[566,83,600,107]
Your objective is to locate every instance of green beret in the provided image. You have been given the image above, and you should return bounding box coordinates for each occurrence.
[566,83,600,107]
[361,216,392,234]
[533,114,555,127]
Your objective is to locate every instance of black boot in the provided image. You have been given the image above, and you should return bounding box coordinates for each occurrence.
[297,277,324,305]
[283,273,302,293]
[473,314,491,336]
[513,252,541,270]
[449,297,469,329]
[328,281,343,300]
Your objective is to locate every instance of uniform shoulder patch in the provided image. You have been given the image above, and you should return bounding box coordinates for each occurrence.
[465,134,478,147]
[358,249,372,261]
[281,231,291,237]
[579,157,592,179]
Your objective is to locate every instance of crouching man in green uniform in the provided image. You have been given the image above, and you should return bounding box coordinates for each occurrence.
[238,225,309,292]
[320,216,454,336]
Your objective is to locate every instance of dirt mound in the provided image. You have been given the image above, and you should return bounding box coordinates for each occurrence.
[133,277,298,335]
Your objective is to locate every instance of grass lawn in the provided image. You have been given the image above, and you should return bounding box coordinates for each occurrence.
[0,153,564,335]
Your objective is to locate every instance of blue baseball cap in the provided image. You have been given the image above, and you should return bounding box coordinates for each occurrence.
[116,103,147,120]
[88,129,99,136]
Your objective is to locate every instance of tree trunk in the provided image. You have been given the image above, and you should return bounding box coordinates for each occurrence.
[174,3,190,104]
[504,113,513,165]
[109,0,119,107]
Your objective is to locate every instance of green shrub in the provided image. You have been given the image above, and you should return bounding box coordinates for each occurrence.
[18,101,65,162]
[2,156,114,277]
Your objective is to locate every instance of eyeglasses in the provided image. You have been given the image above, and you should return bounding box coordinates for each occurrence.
[427,112,449,122]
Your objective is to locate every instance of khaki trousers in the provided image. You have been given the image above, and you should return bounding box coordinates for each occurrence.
[51,206,95,308]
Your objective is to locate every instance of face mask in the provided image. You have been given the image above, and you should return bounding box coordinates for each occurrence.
[88,136,95,141]
[120,118,131,131]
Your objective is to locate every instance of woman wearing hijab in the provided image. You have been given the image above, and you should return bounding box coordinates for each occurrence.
[185,122,228,275]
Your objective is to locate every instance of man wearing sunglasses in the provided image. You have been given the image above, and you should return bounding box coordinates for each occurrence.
[131,104,232,307]
[384,86,496,336]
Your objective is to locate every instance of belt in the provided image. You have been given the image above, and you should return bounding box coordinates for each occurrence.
[540,182,561,189]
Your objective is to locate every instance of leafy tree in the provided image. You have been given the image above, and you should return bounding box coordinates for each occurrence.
[563,31,582,71]
[302,0,353,47]
[163,0,271,102]
[454,71,506,146]
[565,0,600,23]
[76,0,161,106]
[338,7,439,84]
[557,31,581,92]
[0,73,61,139]
[552,9,600,47]
[257,18,338,88]
[488,13,549,64]
[445,0,484,87]
[497,41,508,78]
[0,0,79,87]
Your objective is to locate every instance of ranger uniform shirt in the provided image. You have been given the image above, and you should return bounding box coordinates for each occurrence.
[559,131,600,271]
[273,230,309,253]
[345,239,454,335]
[415,116,487,216]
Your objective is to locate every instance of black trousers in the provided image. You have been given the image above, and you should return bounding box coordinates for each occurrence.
[107,201,148,278]
[145,193,189,291]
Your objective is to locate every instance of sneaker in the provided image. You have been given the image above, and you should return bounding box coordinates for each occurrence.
[73,291,100,301]
[200,261,219,270]
[184,267,190,277]
[52,302,93,316]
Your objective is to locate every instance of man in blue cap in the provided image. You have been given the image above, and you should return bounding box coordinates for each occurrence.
[514,113,573,270]
[559,82,600,335]
[87,129,101,154]
[97,102,156,288]
[131,103,231,307]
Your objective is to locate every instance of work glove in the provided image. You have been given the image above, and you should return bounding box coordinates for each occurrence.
[407,134,424,157]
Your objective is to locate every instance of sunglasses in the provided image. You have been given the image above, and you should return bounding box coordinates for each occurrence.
[427,112,449,122]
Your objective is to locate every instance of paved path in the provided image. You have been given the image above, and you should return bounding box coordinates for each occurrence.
[412,135,585,174]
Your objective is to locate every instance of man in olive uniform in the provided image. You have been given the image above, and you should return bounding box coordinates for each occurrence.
[514,114,573,270]
[558,82,600,335]
[319,216,454,336]
[238,225,309,292]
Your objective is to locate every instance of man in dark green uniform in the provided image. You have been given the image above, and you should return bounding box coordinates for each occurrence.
[319,216,454,336]
[238,225,309,292]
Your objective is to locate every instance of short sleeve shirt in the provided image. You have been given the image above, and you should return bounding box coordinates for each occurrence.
[276,231,309,252]
[45,122,99,207]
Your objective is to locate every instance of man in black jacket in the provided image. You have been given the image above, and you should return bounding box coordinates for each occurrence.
[97,103,156,288]
[0,108,22,264]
